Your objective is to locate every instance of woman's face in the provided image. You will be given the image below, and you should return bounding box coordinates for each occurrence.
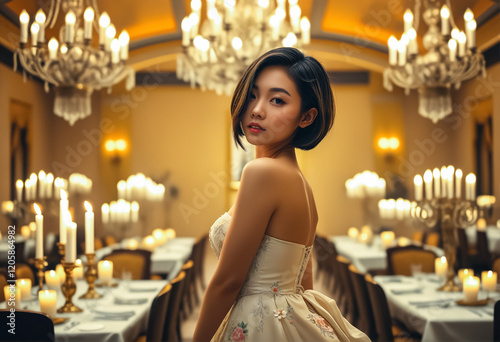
[242,65,303,149]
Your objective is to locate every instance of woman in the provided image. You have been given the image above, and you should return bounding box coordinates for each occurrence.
[193,47,369,342]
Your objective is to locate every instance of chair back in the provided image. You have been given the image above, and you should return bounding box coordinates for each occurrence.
[365,275,394,342]
[493,257,500,276]
[386,245,436,276]
[0,309,55,341]
[336,255,358,325]
[457,228,471,266]
[145,283,172,342]
[348,264,377,340]
[104,235,117,247]
[424,231,440,247]
[163,271,186,342]
[103,249,152,280]
[412,230,424,244]
[494,300,500,342]
[0,270,7,302]
[476,230,490,263]
[15,263,35,285]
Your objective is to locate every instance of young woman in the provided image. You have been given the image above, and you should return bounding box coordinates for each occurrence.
[193,47,369,342]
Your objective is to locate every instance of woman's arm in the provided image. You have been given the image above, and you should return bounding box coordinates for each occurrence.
[193,160,278,342]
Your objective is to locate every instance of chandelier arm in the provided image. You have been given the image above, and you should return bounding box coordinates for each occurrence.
[414,0,422,32]
[31,55,64,86]
[18,50,42,78]
[49,0,62,29]
[446,0,457,29]
[89,0,101,32]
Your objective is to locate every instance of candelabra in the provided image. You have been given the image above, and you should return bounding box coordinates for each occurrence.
[79,253,102,299]
[414,197,478,291]
[57,262,83,313]
[34,257,48,291]
[57,242,66,263]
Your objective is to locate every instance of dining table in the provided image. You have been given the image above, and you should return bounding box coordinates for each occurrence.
[2,279,168,342]
[375,274,498,342]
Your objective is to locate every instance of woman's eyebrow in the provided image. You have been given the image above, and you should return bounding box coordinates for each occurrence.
[253,85,291,96]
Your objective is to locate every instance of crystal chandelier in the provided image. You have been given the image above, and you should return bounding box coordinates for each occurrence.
[14,0,135,126]
[177,0,311,96]
[383,0,486,123]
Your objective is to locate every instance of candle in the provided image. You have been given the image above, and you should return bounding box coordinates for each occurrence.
[105,24,116,51]
[388,36,398,65]
[458,268,474,283]
[447,166,454,198]
[111,38,120,63]
[34,203,43,259]
[48,38,59,60]
[466,173,476,200]
[440,5,450,35]
[404,9,413,32]
[381,231,395,249]
[466,19,476,49]
[131,201,139,222]
[458,32,466,57]
[414,175,423,201]
[290,4,301,32]
[455,169,463,198]
[46,173,54,198]
[143,235,156,251]
[448,39,457,62]
[181,17,191,46]
[16,179,23,202]
[84,201,94,254]
[16,279,31,300]
[35,9,46,43]
[99,12,110,45]
[4,285,21,309]
[65,222,77,263]
[440,166,448,199]
[65,10,76,43]
[433,168,441,198]
[397,39,406,66]
[59,190,68,244]
[119,30,129,60]
[477,218,487,231]
[73,259,84,280]
[347,227,359,239]
[424,169,433,200]
[482,271,497,292]
[30,173,37,199]
[45,270,60,290]
[98,260,113,285]
[463,276,480,303]
[300,17,310,45]
[84,7,94,40]
[39,290,57,318]
[407,28,417,55]
[19,10,30,44]
[55,264,66,284]
[30,23,40,48]
[102,203,110,224]
[435,256,447,278]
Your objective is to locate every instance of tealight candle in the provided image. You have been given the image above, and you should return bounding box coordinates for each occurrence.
[125,239,139,250]
[98,260,113,285]
[458,268,474,283]
[45,270,60,290]
[477,218,487,231]
[55,264,66,284]
[16,279,31,300]
[347,227,359,239]
[482,270,497,292]
[73,259,84,280]
[3,285,21,309]
[463,275,480,303]
[143,235,156,251]
[165,228,176,239]
[435,256,447,278]
[380,231,395,249]
[39,290,57,318]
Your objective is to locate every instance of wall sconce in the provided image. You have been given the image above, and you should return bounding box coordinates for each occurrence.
[377,137,400,151]
[104,138,128,163]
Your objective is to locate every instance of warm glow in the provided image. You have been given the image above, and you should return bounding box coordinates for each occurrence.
[99,12,110,28]
[84,7,95,21]
[232,37,243,50]
[84,201,93,212]
[119,31,130,46]
[440,5,450,19]
[404,9,413,24]
[110,38,120,52]
[20,10,29,24]
[448,38,457,50]
[407,28,416,40]
[467,20,477,31]
[48,38,58,50]
[33,203,41,216]
[60,44,68,54]
[378,137,389,149]
[65,11,76,25]
[60,189,67,200]
[106,25,116,40]
[191,0,202,11]
[464,8,474,22]
[35,9,46,24]
[105,139,116,152]
[433,168,440,179]
[451,28,460,40]
[414,175,423,186]
[466,173,476,184]
[388,36,398,49]
[456,169,463,178]
[115,139,127,151]
[31,23,40,35]
[258,0,269,8]
[16,179,23,188]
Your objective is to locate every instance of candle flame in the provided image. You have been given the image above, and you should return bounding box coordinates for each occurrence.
[84,201,93,212]
[33,203,42,215]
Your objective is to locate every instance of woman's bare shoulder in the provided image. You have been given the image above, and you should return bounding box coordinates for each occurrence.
[241,158,288,179]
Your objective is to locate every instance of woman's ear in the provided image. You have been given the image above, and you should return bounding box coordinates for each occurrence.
[299,108,318,128]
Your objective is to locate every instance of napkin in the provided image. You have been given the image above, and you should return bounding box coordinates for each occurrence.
[114,296,148,305]
[389,284,422,295]
[93,308,135,317]
[128,285,160,292]
[408,298,452,306]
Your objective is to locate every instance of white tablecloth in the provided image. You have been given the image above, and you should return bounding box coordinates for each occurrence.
[465,226,500,252]
[375,274,497,342]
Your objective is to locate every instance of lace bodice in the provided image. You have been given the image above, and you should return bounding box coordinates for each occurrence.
[209,212,312,295]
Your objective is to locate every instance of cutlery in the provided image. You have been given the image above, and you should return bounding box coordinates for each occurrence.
[64,321,80,331]
[465,308,482,317]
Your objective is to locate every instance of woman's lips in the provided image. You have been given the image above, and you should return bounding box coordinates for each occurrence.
[248,122,265,133]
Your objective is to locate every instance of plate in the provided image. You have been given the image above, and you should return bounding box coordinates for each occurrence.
[456,299,489,306]
[114,297,148,305]
[93,307,134,316]
[128,285,159,292]
[389,284,422,295]
[78,323,105,331]
[52,317,69,325]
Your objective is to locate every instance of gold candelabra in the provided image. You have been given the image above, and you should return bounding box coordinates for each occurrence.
[57,262,83,313]
[34,257,48,291]
[79,253,102,299]
[57,242,65,263]
[414,198,478,291]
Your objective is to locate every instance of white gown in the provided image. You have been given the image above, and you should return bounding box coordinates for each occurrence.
[209,212,371,342]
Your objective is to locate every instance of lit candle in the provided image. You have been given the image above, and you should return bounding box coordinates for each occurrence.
[347,227,359,239]
[143,235,156,251]
[448,39,457,62]
[463,275,480,303]
[119,30,129,60]
[73,259,84,280]
[65,222,77,263]
[397,39,406,66]
[466,173,476,200]
[404,9,413,32]
[46,173,54,198]
[388,36,398,65]
[270,15,280,41]
[45,270,60,290]
[105,24,116,52]
[464,8,474,22]
[4,285,21,309]
[111,38,120,64]
[477,218,487,231]
[482,271,497,292]
[84,201,94,254]
[435,256,447,278]
[16,179,23,202]
[48,38,58,60]
[289,4,301,32]
[98,260,113,285]
[84,7,94,40]
[424,169,433,200]
[34,203,43,259]
[433,168,441,198]
[414,175,423,201]
[455,169,463,198]
[35,9,46,43]
[407,28,417,55]
[39,290,57,318]
[466,20,476,49]
[102,203,110,224]
[458,31,466,57]
[131,201,139,222]
[440,5,450,35]
[181,16,191,46]
[381,231,395,249]
[59,190,68,244]
[99,12,110,46]
[65,10,76,44]
[440,166,448,199]
[300,17,310,45]
[25,179,31,202]
[30,23,40,48]
[16,279,31,300]
[19,10,30,44]
[458,268,474,283]
[55,264,66,284]
[447,165,454,198]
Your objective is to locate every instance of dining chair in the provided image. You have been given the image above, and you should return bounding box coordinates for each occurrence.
[476,230,491,265]
[386,245,436,276]
[163,271,186,342]
[103,248,152,280]
[0,269,7,302]
[457,228,487,271]
[348,264,377,340]
[492,256,500,275]
[411,230,424,244]
[494,300,500,342]
[0,309,55,341]
[15,263,36,285]
[336,255,358,326]
[135,283,172,342]
[424,231,440,247]
[104,235,117,246]
[180,260,196,319]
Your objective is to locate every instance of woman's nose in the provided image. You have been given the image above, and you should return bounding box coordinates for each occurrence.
[251,101,265,119]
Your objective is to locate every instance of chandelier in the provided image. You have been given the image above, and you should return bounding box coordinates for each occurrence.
[383,0,486,123]
[176,0,311,96]
[14,0,135,126]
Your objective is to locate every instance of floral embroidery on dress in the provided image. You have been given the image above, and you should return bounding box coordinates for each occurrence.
[251,296,269,332]
[209,213,229,258]
[228,321,248,341]
[307,313,335,339]
[270,282,283,295]
[274,306,295,325]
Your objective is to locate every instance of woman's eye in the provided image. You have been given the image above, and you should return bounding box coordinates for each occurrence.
[271,98,285,105]
[249,93,256,100]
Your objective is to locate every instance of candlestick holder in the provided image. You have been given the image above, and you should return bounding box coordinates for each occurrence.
[56,242,65,263]
[34,257,48,291]
[414,197,478,292]
[79,253,102,299]
[57,262,83,313]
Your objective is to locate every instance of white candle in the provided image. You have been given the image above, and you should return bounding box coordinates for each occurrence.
[16,179,23,202]
[440,166,448,199]
[458,268,474,283]
[440,5,450,35]
[433,168,441,198]
[111,38,120,63]
[300,17,310,45]
[39,290,57,318]
[84,201,94,254]
[30,23,40,48]
[34,203,43,259]
[447,166,454,198]
[404,9,413,32]
[407,28,417,55]
[397,40,406,66]
[463,276,480,303]
[48,38,59,59]
[435,256,447,278]
[181,16,191,46]
[388,36,398,65]
[65,10,76,43]
[16,279,31,300]
[119,30,129,60]
[84,7,94,40]
[466,173,476,200]
[448,39,457,62]
[98,260,113,285]
[73,259,84,280]
[482,271,497,292]
[59,190,68,244]
[19,10,30,44]
[65,222,77,263]
[414,175,423,201]
[55,264,66,284]
[45,270,60,290]
[105,24,116,51]
[458,31,466,57]
[424,169,433,200]
[131,201,139,222]
[466,20,476,49]
[4,285,21,309]
[35,9,46,43]
[456,169,463,198]
[101,203,110,224]
[99,12,110,45]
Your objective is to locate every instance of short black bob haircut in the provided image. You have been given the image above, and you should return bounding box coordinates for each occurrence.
[231,47,335,151]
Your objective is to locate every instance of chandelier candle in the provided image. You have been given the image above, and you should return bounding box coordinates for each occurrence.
[34,203,43,259]
[35,9,46,43]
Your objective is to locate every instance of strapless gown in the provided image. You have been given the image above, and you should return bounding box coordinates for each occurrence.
[209,212,370,342]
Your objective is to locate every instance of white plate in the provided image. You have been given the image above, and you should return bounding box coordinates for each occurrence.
[94,307,134,316]
[78,323,104,331]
